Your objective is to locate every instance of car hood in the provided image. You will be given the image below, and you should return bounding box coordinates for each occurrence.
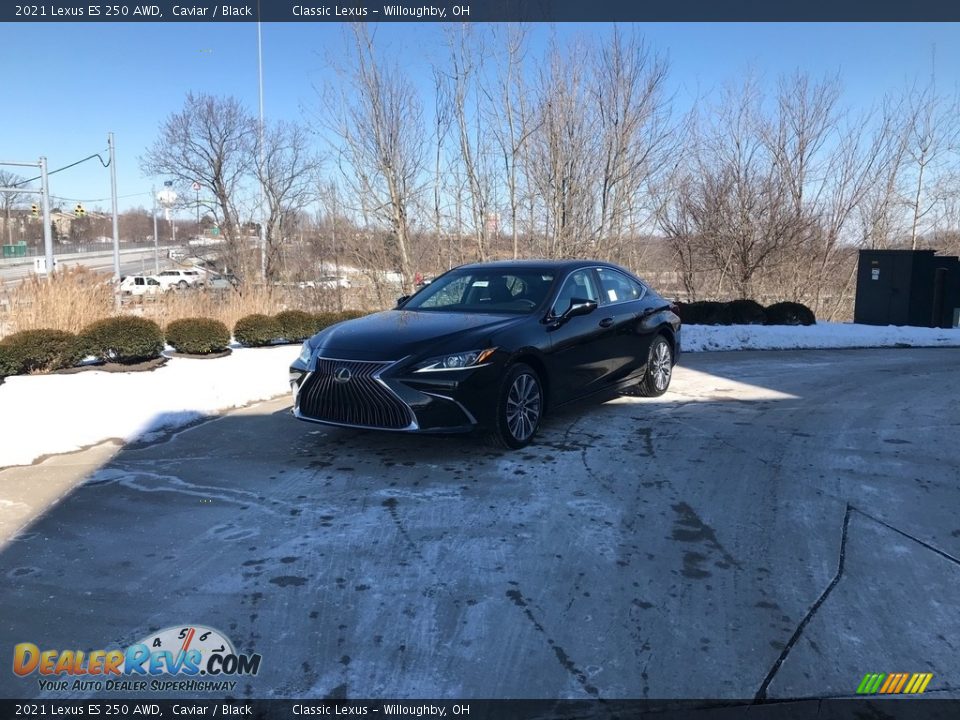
[311,309,524,361]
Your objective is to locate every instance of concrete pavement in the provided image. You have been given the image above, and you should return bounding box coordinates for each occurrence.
[0,349,958,700]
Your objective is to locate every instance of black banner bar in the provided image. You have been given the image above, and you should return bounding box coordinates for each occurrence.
[3,0,960,22]
[1,699,958,720]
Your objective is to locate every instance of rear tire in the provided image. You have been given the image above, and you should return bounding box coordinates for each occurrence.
[636,335,673,397]
[178,280,188,290]
[488,363,543,449]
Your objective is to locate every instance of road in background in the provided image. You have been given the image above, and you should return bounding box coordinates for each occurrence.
[0,248,175,287]
[0,349,958,700]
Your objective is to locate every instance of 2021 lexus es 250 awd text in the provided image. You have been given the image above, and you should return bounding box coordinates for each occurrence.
[289,260,681,449]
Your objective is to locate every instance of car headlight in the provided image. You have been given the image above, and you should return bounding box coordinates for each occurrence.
[413,348,497,373]
[297,340,313,365]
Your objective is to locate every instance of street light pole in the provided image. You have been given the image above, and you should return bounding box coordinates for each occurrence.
[257,13,267,282]
[108,133,120,282]
[39,156,53,278]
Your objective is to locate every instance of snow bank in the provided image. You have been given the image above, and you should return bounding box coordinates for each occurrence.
[0,323,956,468]
[0,346,298,468]
[683,321,960,352]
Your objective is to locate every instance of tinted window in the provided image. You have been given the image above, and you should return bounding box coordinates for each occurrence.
[597,268,645,304]
[552,270,601,315]
[406,270,555,314]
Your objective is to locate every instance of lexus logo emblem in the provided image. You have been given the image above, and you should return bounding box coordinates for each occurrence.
[333,367,352,383]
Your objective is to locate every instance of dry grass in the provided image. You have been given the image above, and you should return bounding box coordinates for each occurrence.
[1,267,115,336]
[0,268,381,339]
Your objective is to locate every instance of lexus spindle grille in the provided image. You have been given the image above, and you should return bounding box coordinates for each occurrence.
[298,358,413,430]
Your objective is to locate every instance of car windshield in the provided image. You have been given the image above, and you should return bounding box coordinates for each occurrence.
[402,269,556,314]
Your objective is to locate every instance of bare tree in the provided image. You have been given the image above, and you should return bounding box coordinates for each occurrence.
[527,38,599,258]
[256,121,322,280]
[321,25,426,293]
[590,27,673,260]
[441,24,494,262]
[0,170,29,246]
[904,82,960,249]
[141,92,257,274]
[487,25,533,260]
[856,96,913,250]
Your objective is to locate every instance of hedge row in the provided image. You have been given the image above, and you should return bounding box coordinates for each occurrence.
[675,300,815,326]
[0,310,368,379]
[234,309,366,347]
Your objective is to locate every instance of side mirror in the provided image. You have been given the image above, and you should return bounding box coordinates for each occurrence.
[548,297,597,328]
[563,297,597,321]
[396,295,411,307]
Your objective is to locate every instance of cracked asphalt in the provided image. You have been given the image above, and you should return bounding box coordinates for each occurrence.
[1,348,958,700]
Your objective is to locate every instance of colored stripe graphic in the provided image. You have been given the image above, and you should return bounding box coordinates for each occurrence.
[893,673,909,693]
[857,673,932,694]
[879,674,896,694]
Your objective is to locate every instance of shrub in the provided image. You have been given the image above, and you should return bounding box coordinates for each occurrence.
[275,310,318,343]
[676,301,732,325]
[727,299,767,325]
[78,316,164,364]
[0,344,20,378]
[234,313,283,347]
[765,301,816,326]
[165,318,231,355]
[0,329,79,373]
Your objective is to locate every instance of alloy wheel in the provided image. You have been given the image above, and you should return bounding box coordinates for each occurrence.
[505,373,542,442]
[651,341,672,392]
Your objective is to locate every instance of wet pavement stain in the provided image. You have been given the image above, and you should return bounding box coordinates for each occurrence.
[506,585,599,697]
[269,575,308,587]
[671,502,741,570]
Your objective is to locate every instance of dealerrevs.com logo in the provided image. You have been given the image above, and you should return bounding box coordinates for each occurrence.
[13,624,262,693]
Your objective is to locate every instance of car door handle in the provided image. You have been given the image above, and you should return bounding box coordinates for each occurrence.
[599,317,615,328]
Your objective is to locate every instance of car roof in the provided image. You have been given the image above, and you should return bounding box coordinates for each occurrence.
[453,258,624,272]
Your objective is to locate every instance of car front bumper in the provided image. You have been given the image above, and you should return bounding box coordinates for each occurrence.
[289,355,501,434]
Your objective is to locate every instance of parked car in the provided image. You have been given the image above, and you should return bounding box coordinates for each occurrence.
[317,275,351,289]
[155,269,204,290]
[119,275,162,296]
[206,273,240,290]
[289,260,680,449]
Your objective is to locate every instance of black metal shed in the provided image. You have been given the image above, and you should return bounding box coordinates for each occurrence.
[854,249,960,328]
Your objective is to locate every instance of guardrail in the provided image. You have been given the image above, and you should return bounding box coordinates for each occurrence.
[0,245,175,268]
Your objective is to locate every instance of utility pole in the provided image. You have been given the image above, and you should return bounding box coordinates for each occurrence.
[152,185,159,274]
[108,133,120,282]
[0,158,53,279]
[39,157,53,277]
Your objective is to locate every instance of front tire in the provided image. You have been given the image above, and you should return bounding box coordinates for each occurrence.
[636,335,673,397]
[489,363,543,449]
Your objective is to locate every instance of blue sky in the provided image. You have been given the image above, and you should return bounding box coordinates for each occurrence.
[1,22,958,213]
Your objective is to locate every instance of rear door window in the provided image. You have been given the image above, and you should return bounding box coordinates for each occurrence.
[596,268,646,305]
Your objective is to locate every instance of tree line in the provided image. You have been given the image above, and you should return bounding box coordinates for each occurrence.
[136,26,960,317]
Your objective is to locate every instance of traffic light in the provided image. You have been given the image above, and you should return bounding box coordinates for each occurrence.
[75,203,85,217]
[31,204,39,217]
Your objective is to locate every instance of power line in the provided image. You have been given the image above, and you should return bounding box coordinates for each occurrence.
[12,151,110,187]
[49,191,153,204]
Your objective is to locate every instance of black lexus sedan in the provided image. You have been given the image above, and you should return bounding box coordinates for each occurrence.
[289,260,680,449]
